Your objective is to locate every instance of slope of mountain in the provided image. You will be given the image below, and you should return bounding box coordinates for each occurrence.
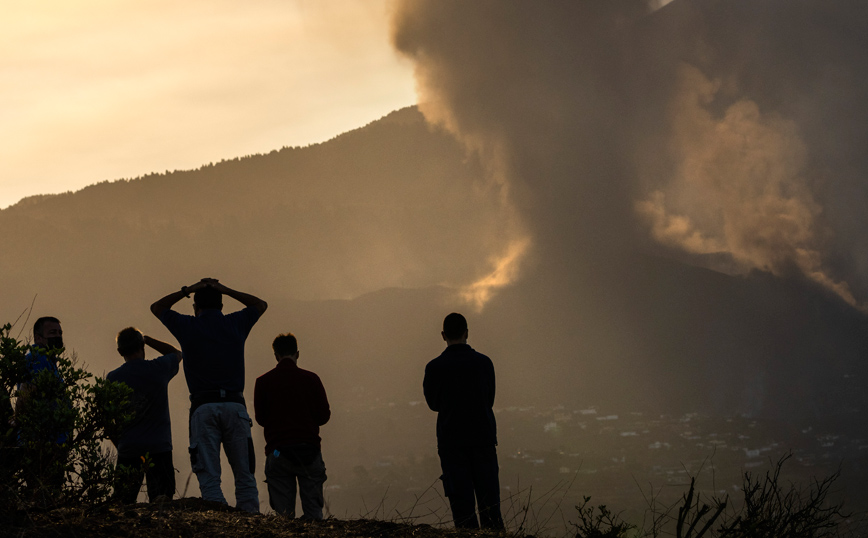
[2,105,867,419]
[0,107,509,305]
[3,106,868,515]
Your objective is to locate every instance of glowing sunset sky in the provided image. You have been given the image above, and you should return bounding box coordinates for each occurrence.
[0,0,415,209]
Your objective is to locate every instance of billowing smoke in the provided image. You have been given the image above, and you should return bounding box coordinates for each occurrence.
[391,0,868,308]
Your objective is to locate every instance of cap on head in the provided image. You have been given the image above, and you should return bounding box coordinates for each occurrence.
[442,312,468,340]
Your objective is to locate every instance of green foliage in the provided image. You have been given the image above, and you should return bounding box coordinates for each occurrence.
[0,323,134,512]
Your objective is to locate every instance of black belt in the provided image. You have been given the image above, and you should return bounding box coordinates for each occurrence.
[189,389,245,416]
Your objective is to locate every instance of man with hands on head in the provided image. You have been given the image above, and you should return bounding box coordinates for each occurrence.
[107,328,182,503]
[151,278,267,513]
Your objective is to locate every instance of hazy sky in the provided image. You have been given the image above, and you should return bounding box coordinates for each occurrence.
[0,0,415,209]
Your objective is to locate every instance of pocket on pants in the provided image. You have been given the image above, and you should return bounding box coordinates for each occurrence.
[233,410,255,474]
[189,444,202,473]
[237,409,252,428]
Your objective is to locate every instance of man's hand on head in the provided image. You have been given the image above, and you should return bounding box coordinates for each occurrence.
[187,280,210,293]
[201,278,229,293]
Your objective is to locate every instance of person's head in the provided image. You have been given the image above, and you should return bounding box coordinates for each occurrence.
[193,286,223,315]
[272,333,299,362]
[33,316,63,350]
[116,327,145,360]
[441,312,468,344]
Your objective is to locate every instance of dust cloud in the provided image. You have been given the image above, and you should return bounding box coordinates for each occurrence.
[391,0,868,308]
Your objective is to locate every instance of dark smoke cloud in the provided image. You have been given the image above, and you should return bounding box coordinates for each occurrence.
[391,0,868,308]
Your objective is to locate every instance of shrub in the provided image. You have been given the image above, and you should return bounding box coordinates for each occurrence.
[572,496,636,538]
[716,454,846,538]
[573,454,847,538]
[0,323,134,512]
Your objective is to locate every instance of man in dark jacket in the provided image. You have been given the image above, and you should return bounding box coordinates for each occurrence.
[254,333,330,519]
[423,313,504,530]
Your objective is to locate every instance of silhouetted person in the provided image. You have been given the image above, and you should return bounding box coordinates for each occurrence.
[19,317,66,414]
[151,278,267,513]
[423,313,504,530]
[107,328,182,503]
[18,317,66,416]
[16,316,70,503]
[254,333,330,519]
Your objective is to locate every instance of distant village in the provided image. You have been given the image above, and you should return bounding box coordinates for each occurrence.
[321,400,868,530]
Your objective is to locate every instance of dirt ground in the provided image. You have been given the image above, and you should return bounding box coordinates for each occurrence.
[2,498,518,538]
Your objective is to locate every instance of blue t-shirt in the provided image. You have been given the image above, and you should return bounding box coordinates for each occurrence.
[23,350,68,444]
[159,307,261,394]
[26,351,60,377]
[106,354,179,457]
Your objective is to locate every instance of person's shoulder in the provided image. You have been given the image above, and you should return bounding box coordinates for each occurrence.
[229,305,262,322]
[25,350,47,366]
[153,353,180,369]
[160,308,190,321]
[105,364,125,381]
[298,366,323,381]
[255,365,279,383]
[473,350,495,371]
[160,308,192,328]
[470,347,492,361]
[425,351,452,376]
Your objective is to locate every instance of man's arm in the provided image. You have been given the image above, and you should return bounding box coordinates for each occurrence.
[253,378,267,427]
[423,364,440,412]
[144,335,182,362]
[150,280,209,318]
[204,279,268,315]
[312,377,331,426]
[485,358,496,408]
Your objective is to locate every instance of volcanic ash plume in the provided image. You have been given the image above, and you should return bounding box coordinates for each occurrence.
[391,0,868,309]
[635,64,857,306]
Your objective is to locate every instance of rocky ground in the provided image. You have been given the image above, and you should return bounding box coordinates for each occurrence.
[1,499,516,538]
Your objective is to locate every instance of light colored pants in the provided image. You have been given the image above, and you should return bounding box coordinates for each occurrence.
[189,402,259,512]
[264,448,326,519]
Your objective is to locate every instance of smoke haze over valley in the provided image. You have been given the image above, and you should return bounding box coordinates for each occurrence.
[4,0,868,527]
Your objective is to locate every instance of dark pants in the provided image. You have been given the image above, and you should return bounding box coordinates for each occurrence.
[438,445,504,530]
[264,445,327,519]
[114,450,176,503]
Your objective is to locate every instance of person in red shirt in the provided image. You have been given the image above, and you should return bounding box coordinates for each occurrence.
[253,333,330,519]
